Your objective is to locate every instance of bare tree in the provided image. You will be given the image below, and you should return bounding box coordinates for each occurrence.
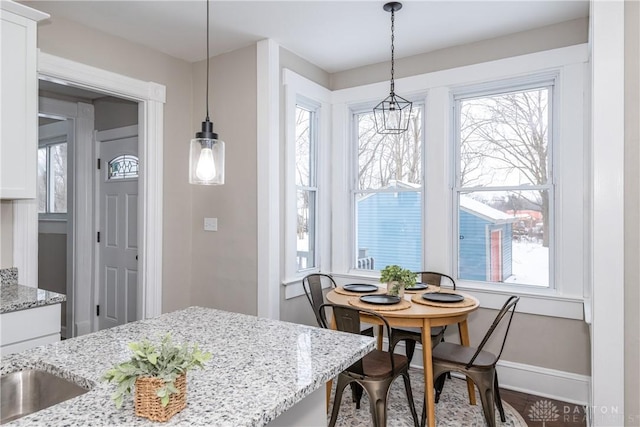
[357,108,422,190]
[460,88,550,246]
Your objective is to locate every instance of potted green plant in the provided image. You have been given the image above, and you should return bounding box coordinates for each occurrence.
[103,334,211,422]
[380,265,417,297]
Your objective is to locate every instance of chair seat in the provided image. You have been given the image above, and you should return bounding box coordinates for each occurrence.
[392,326,445,340]
[432,342,496,368]
[360,349,409,378]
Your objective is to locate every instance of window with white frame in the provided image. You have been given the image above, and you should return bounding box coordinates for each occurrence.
[453,80,554,288]
[352,104,424,271]
[37,140,68,214]
[295,102,318,271]
[282,68,331,286]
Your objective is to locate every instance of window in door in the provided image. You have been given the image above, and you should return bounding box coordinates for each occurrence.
[107,155,139,180]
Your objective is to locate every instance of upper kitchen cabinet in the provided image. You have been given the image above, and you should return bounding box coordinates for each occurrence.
[0,1,48,199]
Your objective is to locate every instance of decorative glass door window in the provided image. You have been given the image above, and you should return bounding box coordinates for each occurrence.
[107,155,139,180]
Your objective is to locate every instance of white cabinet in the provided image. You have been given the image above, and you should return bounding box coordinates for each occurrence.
[0,1,48,199]
[0,304,61,356]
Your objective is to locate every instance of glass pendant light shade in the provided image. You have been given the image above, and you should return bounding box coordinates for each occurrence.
[373,93,413,134]
[190,0,225,185]
[189,119,225,185]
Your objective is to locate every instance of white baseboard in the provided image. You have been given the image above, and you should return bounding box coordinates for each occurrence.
[391,339,590,405]
[75,320,91,336]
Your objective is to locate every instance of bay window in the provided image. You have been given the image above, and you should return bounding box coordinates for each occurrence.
[329,45,587,317]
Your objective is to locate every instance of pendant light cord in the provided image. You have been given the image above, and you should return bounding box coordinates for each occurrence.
[389,7,395,95]
[206,0,210,122]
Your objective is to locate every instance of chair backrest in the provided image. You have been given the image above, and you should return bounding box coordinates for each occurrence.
[466,295,520,369]
[415,271,457,290]
[318,303,395,373]
[302,274,337,328]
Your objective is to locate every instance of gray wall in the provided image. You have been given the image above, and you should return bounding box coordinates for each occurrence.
[189,45,258,315]
[93,97,138,131]
[331,17,588,90]
[38,233,66,327]
[624,1,640,423]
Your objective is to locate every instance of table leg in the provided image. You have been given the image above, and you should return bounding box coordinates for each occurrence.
[422,318,436,427]
[326,379,332,412]
[377,325,384,350]
[458,319,477,406]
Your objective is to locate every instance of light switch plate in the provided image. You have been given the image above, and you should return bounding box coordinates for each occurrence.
[204,217,218,231]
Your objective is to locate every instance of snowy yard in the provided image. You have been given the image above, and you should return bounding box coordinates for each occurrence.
[505,241,549,286]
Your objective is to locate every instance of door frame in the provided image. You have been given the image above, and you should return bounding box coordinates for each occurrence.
[13,52,165,336]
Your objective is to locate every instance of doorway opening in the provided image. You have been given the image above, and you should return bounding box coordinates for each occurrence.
[10,52,165,338]
[38,80,140,337]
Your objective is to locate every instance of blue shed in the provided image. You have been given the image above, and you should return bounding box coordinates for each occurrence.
[458,195,515,282]
[356,182,422,271]
[356,183,514,282]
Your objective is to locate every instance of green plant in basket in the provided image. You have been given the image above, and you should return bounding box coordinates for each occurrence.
[380,265,417,296]
[103,334,211,409]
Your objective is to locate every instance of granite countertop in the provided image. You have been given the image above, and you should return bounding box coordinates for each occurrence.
[0,306,375,426]
[0,282,66,314]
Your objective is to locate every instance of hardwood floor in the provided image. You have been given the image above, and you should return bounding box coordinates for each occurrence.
[500,388,587,427]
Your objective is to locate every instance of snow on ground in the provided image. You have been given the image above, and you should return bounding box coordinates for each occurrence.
[505,241,549,286]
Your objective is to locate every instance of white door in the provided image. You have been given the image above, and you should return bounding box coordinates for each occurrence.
[97,126,138,330]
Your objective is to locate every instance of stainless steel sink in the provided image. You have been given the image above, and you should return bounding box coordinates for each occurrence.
[1,369,89,424]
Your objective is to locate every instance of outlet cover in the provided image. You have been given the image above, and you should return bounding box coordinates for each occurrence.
[204,217,218,231]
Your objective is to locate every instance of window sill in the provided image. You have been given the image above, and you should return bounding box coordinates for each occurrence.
[282,271,325,300]
[327,272,586,321]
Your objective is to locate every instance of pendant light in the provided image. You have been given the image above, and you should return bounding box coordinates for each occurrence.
[373,2,412,135]
[189,0,225,185]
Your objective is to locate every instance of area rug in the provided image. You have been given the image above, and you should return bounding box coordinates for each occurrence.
[328,368,528,427]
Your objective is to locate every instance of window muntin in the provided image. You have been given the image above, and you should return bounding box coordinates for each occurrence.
[455,85,553,288]
[353,105,424,271]
[107,155,139,180]
[37,142,68,214]
[295,105,317,271]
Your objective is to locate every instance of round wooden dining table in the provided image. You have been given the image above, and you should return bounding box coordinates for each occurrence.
[326,288,480,427]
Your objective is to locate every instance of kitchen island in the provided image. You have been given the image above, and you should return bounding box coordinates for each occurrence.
[0,306,375,426]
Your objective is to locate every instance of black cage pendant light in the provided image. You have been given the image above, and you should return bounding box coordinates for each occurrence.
[189,0,225,185]
[373,2,412,135]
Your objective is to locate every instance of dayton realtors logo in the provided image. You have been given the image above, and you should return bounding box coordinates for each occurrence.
[528,399,560,426]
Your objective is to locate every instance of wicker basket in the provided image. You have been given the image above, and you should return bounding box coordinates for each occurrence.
[134,373,187,422]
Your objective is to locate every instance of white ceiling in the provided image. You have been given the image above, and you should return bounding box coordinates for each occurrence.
[25,0,589,73]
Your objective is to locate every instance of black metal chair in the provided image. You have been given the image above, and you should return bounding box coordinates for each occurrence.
[302,273,373,408]
[388,271,455,401]
[426,295,520,427]
[302,273,374,336]
[319,303,420,427]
